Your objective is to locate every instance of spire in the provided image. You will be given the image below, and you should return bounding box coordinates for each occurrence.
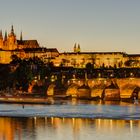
[4,31,7,41]
[0,30,3,39]
[74,43,77,53]
[11,25,14,34]
[77,44,81,53]
[78,43,80,48]
[20,31,23,41]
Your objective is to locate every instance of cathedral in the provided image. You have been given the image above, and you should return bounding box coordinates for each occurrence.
[0,26,60,64]
[0,25,39,50]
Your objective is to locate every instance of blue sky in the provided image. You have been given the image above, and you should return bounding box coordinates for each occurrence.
[0,0,140,53]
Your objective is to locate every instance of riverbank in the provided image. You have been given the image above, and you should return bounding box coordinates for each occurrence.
[0,94,137,105]
[0,96,64,105]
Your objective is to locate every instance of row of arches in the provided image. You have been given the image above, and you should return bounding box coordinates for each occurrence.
[47,83,140,101]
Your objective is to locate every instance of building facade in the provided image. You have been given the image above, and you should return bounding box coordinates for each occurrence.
[52,44,140,68]
[0,26,59,64]
[0,26,140,68]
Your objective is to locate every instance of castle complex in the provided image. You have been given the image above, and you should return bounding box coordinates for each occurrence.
[0,25,39,50]
[52,43,140,68]
[0,26,140,68]
[0,26,59,63]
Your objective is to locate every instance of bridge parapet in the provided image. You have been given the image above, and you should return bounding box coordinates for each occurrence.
[86,78,140,98]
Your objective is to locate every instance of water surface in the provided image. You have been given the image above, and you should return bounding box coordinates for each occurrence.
[0,100,139,119]
[0,117,140,140]
[0,100,140,140]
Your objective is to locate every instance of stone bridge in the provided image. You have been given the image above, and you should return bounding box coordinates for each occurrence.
[66,78,140,99]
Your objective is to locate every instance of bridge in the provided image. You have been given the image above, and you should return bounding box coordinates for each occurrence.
[47,78,140,100]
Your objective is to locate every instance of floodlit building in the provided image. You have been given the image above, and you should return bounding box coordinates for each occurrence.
[0,26,139,68]
[52,43,131,68]
[0,26,59,63]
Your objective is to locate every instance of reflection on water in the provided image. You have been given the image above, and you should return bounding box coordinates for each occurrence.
[0,100,140,119]
[0,117,140,140]
[0,100,140,140]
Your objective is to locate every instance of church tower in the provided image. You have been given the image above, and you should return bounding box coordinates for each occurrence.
[73,43,81,53]
[20,31,23,41]
[0,30,3,49]
[77,44,81,53]
[7,25,17,50]
[74,43,77,53]
[3,31,8,49]
[4,31,7,41]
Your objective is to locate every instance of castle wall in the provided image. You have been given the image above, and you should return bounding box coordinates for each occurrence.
[52,52,127,68]
[0,26,140,67]
[0,51,12,64]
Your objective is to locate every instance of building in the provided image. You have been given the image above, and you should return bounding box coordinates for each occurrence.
[0,26,59,64]
[0,25,39,50]
[0,26,140,68]
[52,43,140,68]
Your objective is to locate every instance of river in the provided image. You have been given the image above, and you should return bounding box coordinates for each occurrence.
[0,100,140,140]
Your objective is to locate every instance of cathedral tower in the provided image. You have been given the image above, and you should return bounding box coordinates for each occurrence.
[20,31,23,41]
[0,30,3,49]
[7,25,17,50]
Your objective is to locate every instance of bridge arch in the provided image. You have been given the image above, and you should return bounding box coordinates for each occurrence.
[131,86,140,100]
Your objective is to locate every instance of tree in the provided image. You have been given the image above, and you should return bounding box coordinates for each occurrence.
[86,62,93,73]
[86,62,93,69]
[10,54,21,65]
[125,60,139,67]
[0,64,11,90]
[14,60,33,91]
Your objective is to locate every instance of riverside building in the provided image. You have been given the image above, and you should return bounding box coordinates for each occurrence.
[0,26,139,68]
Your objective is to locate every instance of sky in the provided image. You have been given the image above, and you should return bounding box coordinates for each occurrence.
[0,0,140,53]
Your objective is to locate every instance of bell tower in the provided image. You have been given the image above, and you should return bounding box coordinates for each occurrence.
[7,25,17,50]
[20,31,23,41]
[74,43,77,53]
[0,30,3,49]
[77,44,81,53]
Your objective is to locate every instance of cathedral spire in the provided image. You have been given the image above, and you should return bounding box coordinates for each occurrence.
[11,25,14,34]
[4,31,7,41]
[20,31,23,41]
[0,30,3,39]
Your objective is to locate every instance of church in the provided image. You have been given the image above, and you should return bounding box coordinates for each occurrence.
[0,26,59,63]
[0,25,39,50]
